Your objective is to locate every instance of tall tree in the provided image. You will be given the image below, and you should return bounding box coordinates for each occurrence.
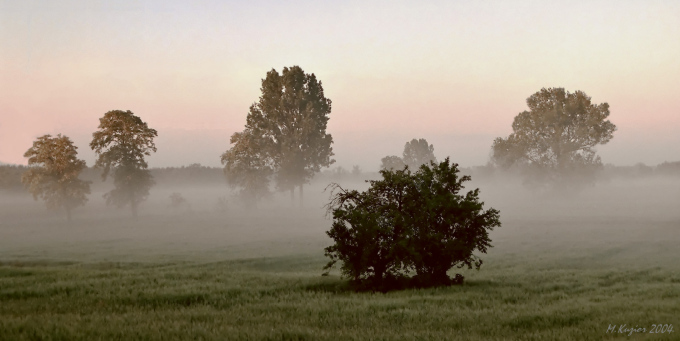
[491,88,616,185]
[220,129,273,208]
[21,134,91,221]
[224,66,334,206]
[402,138,436,170]
[90,110,157,217]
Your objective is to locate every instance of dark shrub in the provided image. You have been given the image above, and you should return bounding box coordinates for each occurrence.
[324,158,500,291]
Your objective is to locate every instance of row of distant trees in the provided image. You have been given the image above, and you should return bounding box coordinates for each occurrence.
[15,66,336,219]
[377,88,619,190]
[20,110,158,220]
[12,64,678,220]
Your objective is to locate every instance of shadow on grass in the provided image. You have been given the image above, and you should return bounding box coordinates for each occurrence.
[303,275,509,294]
[304,278,354,294]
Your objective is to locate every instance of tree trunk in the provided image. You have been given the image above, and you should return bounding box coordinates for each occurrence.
[131,200,138,218]
[299,183,303,208]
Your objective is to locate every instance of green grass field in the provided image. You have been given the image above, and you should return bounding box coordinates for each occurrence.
[1,179,679,340]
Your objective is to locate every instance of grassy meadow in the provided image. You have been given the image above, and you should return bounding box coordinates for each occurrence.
[1,177,679,340]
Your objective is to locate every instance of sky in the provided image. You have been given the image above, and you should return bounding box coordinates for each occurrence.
[1,0,679,170]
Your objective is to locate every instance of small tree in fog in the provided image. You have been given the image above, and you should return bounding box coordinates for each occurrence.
[224,66,334,207]
[379,139,436,172]
[380,155,405,171]
[324,158,500,291]
[351,165,362,177]
[403,138,436,170]
[491,88,616,186]
[90,110,157,217]
[21,134,91,221]
[168,192,190,211]
[221,129,273,208]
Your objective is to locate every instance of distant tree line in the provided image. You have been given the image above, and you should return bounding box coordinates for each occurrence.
[6,84,678,216]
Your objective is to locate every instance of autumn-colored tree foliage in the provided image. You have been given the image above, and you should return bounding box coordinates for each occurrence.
[324,158,500,291]
[492,88,616,186]
[90,110,157,217]
[222,66,334,206]
[21,134,91,221]
[220,129,273,208]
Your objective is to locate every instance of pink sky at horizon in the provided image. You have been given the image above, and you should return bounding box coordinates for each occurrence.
[1,1,679,170]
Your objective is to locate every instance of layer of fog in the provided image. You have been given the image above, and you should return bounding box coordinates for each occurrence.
[1,172,679,268]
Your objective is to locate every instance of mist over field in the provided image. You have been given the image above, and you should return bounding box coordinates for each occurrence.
[2,167,678,265]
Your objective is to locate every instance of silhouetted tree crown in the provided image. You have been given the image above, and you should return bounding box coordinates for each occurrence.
[403,138,436,170]
[90,110,157,217]
[380,155,406,171]
[491,88,616,185]
[379,138,436,172]
[324,157,500,291]
[22,134,91,221]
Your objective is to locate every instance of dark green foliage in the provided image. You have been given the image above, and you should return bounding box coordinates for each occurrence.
[324,168,414,290]
[324,158,500,291]
[90,110,158,217]
[408,160,499,286]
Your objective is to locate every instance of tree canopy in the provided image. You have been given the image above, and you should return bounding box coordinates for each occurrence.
[90,110,158,217]
[22,134,91,221]
[380,138,436,172]
[491,88,616,185]
[324,158,500,291]
[403,138,437,170]
[380,155,406,171]
[220,129,273,208]
[223,66,334,206]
